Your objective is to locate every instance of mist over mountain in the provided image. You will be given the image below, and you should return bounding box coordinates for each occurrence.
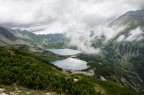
[0,4,144,95]
[110,9,144,27]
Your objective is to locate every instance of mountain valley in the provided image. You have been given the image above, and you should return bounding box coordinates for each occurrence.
[0,8,144,95]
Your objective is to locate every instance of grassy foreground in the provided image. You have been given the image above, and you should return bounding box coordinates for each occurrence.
[0,48,144,95]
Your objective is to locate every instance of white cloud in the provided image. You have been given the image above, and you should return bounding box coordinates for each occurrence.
[0,0,143,53]
[116,27,144,42]
[125,27,144,42]
[117,35,125,42]
[0,0,143,33]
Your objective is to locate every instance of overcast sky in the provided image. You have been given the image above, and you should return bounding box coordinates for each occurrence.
[0,0,143,34]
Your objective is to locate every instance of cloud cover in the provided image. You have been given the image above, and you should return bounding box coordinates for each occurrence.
[0,0,143,53]
[0,0,143,34]
[117,27,144,42]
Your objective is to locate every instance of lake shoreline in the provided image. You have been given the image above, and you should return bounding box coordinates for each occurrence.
[46,48,88,70]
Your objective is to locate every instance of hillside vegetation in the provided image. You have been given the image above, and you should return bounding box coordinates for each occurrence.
[0,48,144,95]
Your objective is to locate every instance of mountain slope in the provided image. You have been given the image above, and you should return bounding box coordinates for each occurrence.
[110,9,144,28]
[9,28,69,48]
[0,26,26,46]
[0,26,69,48]
[0,26,17,41]
[0,48,144,95]
[97,9,144,91]
[86,9,144,92]
[0,48,97,95]
[0,9,144,94]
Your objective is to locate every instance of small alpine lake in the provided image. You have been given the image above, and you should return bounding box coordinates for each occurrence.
[46,49,88,70]
[52,58,88,70]
[46,48,81,56]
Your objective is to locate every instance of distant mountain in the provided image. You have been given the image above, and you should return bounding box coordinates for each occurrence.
[0,9,144,93]
[0,26,17,41]
[0,26,26,46]
[10,28,69,48]
[85,9,144,92]
[97,9,144,91]
[110,9,144,28]
[0,27,69,48]
[110,9,144,38]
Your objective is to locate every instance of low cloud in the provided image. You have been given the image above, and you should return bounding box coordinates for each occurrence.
[117,27,144,42]
[65,24,126,54]
[125,27,144,42]
[0,0,143,32]
[0,0,144,53]
[117,35,125,42]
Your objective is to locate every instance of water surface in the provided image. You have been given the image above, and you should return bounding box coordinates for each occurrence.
[46,49,81,55]
[52,58,88,70]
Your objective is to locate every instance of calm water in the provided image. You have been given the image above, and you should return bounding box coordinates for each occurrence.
[52,58,88,70]
[46,49,87,70]
[46,49,81,55]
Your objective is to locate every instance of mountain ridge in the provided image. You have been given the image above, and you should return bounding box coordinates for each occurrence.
[0,9,144,94]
